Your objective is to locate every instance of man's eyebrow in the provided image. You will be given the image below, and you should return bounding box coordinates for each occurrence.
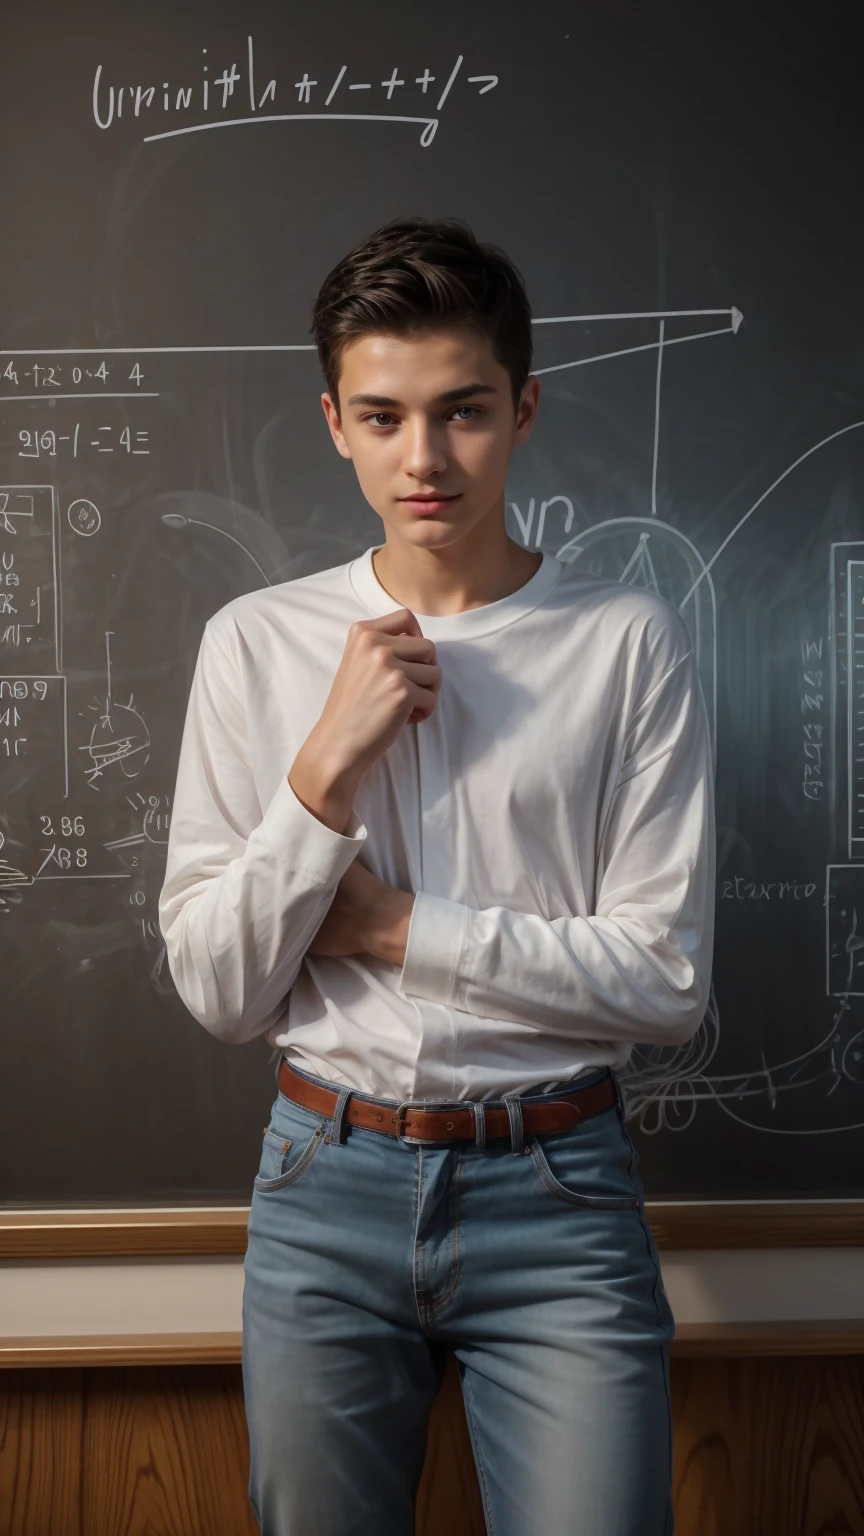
[345,383,499,408]
[346,393,400,407]
[437,383,498,403]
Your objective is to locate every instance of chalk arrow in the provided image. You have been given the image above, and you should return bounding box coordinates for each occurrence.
[534,306,743,325]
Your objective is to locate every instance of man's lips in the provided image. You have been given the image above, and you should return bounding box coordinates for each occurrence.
[398,493,460,514]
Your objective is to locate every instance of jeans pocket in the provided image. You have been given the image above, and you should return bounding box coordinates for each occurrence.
[252,1098,326,1194]
[529,1108,642,1210]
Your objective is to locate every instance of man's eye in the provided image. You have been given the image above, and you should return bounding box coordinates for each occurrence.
[450,406,480,421]
[367,413,397,428]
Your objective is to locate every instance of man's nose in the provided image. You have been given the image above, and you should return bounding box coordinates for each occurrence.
[403,420,447,479]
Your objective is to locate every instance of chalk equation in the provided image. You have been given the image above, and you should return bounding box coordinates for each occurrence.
[16,426,151,460]
[92,41,497,146]
[2,359,148,393]
[720,878,819,901]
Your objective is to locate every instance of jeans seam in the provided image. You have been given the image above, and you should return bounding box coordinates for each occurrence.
[529,1136,641,1210]
[459,1364,496,1536]
[662,1344,675,1535]
[252,1124,324,1193]
[428,1150,463,1315]
[616,1088,676,1524]
[411,1147,428,1333]
[616,1097,668,1331]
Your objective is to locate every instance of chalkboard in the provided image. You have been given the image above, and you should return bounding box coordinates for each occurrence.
[2,0,863,1208]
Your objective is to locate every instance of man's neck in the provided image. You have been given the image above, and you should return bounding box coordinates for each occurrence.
[371,522,544,619]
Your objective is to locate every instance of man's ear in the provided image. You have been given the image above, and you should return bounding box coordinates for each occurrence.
[321,392,353,460]
[514,375,541,444]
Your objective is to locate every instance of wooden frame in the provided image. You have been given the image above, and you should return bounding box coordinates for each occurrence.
[1,1201,862,1259]
[2,1204,862,1369]
[2,1320,864,1368]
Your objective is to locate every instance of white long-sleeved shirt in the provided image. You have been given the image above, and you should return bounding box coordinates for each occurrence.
[158,543,716,1102]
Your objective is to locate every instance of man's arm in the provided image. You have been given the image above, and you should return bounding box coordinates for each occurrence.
[158,618,368,1043]
[393,631,716,1048]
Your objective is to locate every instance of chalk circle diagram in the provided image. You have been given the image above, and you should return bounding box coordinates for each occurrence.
[68,498,101,536]
[543,318,864,1137]
[83,693,150,786]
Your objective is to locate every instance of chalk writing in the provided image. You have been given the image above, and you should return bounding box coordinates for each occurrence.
[2,359,146,391]
[720,877,818,900]
[92,41,498,147]
[0,488,59,671]
[18,426,150,459]
[800,633,825,802]
[0,675,67,793]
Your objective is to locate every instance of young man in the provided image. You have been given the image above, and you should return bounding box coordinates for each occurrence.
[159,217,715,1536]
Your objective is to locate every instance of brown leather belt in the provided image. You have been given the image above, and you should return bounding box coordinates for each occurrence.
[278,1058,617,1145]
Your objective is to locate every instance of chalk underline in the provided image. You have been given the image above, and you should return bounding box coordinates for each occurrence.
[143,111,439,145]
[0,391,160,399]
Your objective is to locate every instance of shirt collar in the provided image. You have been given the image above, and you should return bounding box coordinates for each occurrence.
[348,544,566,640]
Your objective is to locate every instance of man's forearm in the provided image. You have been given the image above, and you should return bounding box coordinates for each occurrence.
[363,886,415,967]
[288,733,363,835]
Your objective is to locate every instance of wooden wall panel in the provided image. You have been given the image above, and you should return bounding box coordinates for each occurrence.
[0,1365,258,1536]
[0,1368,84,1536]
[671,1355,864,1536]
[1,1353,863,1535]
[81,1365,257,1536]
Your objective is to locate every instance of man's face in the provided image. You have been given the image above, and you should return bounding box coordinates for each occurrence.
[320,326,540,550]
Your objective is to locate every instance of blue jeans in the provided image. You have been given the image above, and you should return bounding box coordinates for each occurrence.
[241,1061,675,1535]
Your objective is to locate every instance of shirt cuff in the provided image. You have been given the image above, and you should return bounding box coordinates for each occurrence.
[399,891,471,1006]
[257,773,367,885]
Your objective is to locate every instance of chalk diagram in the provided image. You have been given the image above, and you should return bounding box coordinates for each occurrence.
[514,306,864,1137]
[3,308,864,1136]
[0,486,150,916]
[0,826,34,906]
[79,630,151,788]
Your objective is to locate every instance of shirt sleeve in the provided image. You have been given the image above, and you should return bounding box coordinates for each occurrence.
[398,624,716,1047]
[158,616,367,1044]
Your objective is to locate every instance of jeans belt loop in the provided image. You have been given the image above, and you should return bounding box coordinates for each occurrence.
[503,1094,524,1155]
[473,1101,487,1149]
[611,1070,627,1120]
[326,1085,353,1145]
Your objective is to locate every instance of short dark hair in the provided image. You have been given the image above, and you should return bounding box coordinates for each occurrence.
[311,217,533,409]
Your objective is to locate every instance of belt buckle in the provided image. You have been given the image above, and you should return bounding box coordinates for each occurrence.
[394,1099,464,1146]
